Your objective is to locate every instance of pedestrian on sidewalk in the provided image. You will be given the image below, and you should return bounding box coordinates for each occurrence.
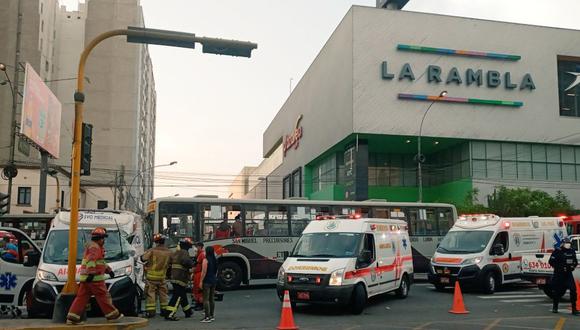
[199,246,218,323]
[166,238,195,321]
[66,227,123,325]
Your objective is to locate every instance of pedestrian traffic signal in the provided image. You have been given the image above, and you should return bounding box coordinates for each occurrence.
[0,192,9,215]
[81,123,93,176]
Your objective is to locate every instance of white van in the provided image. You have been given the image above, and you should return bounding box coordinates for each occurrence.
[429,214,565,294]
[0,227,42,317]
[276,217,413,314]
[31,209,145,317]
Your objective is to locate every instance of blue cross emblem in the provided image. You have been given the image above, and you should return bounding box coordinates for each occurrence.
[0,273,17,291]
[402,238,408,250]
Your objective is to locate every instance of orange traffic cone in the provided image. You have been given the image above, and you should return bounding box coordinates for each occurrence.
[449,281,469,314]
[277,290,298,330]
[568,279,580,311]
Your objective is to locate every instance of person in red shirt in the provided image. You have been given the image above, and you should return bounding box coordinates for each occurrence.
[66,227,123,325]
[192,242,205,310]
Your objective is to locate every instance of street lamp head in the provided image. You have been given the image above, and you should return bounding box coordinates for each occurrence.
[0,63,6,71]
[439,91,448,97]
[169,161,177,166]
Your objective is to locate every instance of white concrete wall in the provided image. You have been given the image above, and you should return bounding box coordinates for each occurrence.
[352,6,580,146]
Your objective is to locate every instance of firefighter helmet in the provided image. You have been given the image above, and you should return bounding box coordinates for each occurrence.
[153,233,166,244]
[91,227,108,239]
[179,237,193,248]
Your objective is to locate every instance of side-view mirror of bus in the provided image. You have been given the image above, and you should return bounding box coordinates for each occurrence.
[23,250,41,267]
[491,244,505,256]
[357,250,373,269]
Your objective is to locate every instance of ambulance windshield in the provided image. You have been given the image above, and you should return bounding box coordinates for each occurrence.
[437,230,494,254]
[291,233,362,258]
[43,229,132,265]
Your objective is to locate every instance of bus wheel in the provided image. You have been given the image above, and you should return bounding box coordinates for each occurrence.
[217,261,242,290]
[481,271,499,294]
[350,284,366,315]
[396,274,410,299]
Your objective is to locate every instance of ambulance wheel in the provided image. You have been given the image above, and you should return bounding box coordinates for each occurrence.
[541,285,554,299]
[396,275,410,298]
[217,261,242,290]
[350,284,366,315]
[481,271,499,294]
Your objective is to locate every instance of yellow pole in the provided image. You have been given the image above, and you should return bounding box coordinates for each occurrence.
[62,29,129,294]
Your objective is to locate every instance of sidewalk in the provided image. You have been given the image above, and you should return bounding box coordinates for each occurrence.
[0,317,148,330]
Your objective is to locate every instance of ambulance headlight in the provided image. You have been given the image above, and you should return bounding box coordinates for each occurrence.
[277,267,285,283]
[113,265,133,278]
[461,257,483,265]
[37,269,58,282]
[329,268,345,286]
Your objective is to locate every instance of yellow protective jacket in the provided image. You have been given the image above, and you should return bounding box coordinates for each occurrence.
[141,245,172,281]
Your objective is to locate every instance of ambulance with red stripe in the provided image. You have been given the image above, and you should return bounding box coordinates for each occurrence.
[429,214,565,294]
[276,217,413,314]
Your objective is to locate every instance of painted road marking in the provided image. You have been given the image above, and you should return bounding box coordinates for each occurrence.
[479,294,547,299]
[499,298,549,303]
[483,318,502,330]
[554,317,566,330]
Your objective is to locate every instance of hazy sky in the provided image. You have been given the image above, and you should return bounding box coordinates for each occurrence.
[61,0,580,199]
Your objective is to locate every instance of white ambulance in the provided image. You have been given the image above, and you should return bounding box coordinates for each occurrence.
[31,209,145,317]
[276,217,413,314]
[429,214,566,294]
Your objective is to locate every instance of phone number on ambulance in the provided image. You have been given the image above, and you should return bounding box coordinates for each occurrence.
[523,260,552,270]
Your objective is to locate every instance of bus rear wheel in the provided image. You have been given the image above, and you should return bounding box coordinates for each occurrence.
[217,261,242,290]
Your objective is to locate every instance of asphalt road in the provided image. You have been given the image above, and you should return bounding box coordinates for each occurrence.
[144,282,580,330]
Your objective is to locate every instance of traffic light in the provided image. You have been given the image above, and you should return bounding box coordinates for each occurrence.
[0,192,9,215]
[81,123,93,176]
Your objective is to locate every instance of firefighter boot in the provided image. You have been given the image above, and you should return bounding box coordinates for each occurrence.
[184,309,193,318]
[552,301,559,314]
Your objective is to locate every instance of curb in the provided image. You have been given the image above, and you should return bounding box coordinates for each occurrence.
[0,317,148,330]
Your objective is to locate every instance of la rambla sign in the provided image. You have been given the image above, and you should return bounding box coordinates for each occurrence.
[381,62,536,90]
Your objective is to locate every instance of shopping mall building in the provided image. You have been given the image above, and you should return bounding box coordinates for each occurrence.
[230,3,580,207]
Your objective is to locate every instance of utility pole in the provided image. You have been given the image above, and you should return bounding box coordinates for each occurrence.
[6,0,23,213]
[113,170,118,209]
[118,165,125,210]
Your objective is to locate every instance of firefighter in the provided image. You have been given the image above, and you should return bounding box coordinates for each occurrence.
[141,233,172,318]
[192,241,206,310]
[549,237,579,315]
[66,227,123,325]
[165,238,195,321]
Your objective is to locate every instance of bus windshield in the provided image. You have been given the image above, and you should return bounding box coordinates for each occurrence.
[291,233,362,258]
[437,230,494,254]
[43,229,132,265]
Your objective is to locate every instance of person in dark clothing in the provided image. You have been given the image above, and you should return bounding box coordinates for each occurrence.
[549,237,579,315]
[165,238,195,321]
[199,246,218,323]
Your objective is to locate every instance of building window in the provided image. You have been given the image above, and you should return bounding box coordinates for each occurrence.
[557,57,580,118]
[17,187,32,205]
[97,200,108,209]
[470,141,579,182]
[40,2,43,14]
[312,155,336,192]
[41,20,44,32]
[283,168,302,199]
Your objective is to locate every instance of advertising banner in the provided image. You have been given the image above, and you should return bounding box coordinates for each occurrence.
[20,62,62,158]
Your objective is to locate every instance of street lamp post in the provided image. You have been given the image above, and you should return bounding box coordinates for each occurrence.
[47,169,61,211]
[258,177,268,199]
[126,161,177,212]
[417,91,447,203]
[54,26,257,321]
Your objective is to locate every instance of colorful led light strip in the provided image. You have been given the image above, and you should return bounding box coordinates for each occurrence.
[398,93,523,107]
[397,44,521,61]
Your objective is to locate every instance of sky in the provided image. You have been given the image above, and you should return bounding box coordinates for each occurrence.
[60,0,580,199]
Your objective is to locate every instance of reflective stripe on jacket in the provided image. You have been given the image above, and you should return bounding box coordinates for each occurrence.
[170,250,194,287]
[79,241,109,282]
[142,245,172,281]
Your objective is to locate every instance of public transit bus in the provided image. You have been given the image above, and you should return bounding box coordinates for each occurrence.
[145,197,457,290]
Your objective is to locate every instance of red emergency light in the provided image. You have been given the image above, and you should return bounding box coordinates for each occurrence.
[348,214,362,220]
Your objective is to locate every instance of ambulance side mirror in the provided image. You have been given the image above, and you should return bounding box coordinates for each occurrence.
[24,251,40,267]
[357,250,373,269]
[492,244,505,256]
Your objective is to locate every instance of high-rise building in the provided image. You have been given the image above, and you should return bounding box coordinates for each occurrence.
[0,0,156,214]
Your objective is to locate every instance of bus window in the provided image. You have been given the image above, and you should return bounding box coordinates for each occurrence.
[201,204,241,240]
[289,206,311,236]
[244,205,289,237]
[157,202,197,246]
[437,208,455,235]
[409,208,438,236]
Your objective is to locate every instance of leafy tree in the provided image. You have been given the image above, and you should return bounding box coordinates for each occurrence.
[487,186,573,217]
[457,188,489,215]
